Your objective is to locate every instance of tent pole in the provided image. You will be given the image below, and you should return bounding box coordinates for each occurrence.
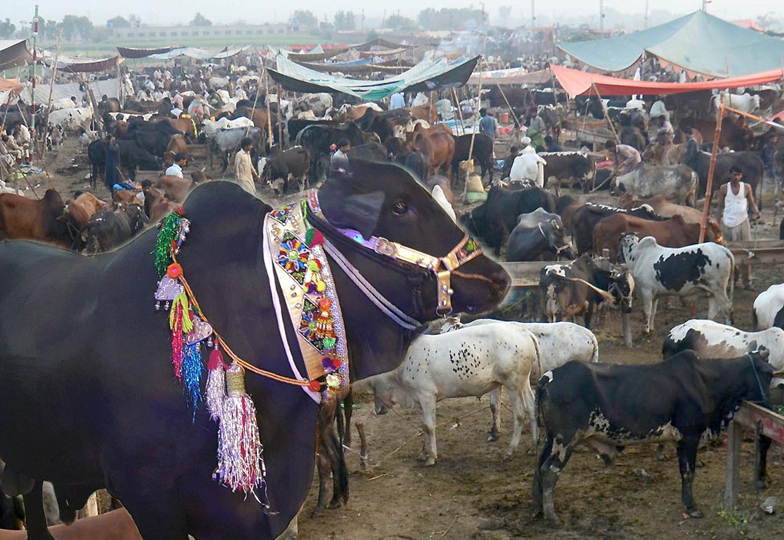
[451,87,465,136]
[591,82,620,144]
[699,95,725,243]
[263,67,274,151]
[462,57,484,201]
[495,83,520,129]
[42,29,63,159]
[277,84,284,150]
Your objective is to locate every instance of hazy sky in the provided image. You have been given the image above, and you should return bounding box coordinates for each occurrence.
[7,0,782,27]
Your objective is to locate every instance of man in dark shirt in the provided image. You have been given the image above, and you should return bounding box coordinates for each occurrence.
[544,135,562,153]
[682,127,699,169]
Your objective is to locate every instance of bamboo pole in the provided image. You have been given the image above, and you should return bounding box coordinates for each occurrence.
[277,84,284,150]
[591,82,620,144]
[699,95,725,243]
[461,61,484,201]
[451,87,465,136]
[42,29,63,158]
[494,83,520,128]
[263,68,274,150]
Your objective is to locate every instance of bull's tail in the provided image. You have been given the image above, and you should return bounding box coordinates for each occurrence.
[590,333,600,363]
[727,249,736,324]
[331,400,350,505]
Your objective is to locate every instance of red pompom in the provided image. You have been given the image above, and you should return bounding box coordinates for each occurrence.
[308,229,324,247]
[208,348,228,371]
[309,380,322,392]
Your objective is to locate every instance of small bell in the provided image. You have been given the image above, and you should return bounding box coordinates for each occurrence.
[155,301,161,311]
[164,301,171,311]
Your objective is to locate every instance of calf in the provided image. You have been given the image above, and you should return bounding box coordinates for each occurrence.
[366,323,540,465]
[533,350,774,523]
[78,204,149,254]
[152,173,206,204]
[614,164,698,207]
[570,202,662,255]
[539,254,634,328]
[593,213,718,262]
[753,284,784,331]
[451,134,494,182]
[64,192,109,228]
[663,319,784,386]
[507,216,571,262]
[261,146,310,194]
[143,187,178,225]
[619,234,733,333]
[539,152,595,193]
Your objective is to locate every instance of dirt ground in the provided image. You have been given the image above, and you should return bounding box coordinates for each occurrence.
[16,137,784,540]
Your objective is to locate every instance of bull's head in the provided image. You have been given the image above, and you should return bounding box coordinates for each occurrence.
[610,266,635,312]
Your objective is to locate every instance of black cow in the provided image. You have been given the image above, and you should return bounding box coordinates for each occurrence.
[88,139,160,186]
[451,134,494,182]
[125,118,182,156]
[533,350,774,523]
[686,151,763,204]
[396,152,431,182]
[460,186,555,256]
[570,202,663,255]
[0,162,509,540]
[539,254,633,328]
[296,123,377,181]
[262,146,311,195]
[77,204,149,253]
[506,215,572,262]
[540,152,596,193]
[287,119,339,143]
[355,109,396,143]
[348,142,388,162]
[0,460,24,530]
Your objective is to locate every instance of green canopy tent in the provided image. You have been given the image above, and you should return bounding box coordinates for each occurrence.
[268,54,480,101]
[559,10,784,78]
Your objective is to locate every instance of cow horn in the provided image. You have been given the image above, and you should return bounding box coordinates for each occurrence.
[555,276,617,303]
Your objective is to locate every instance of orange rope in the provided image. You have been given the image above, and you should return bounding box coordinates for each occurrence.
[170,252,315,389]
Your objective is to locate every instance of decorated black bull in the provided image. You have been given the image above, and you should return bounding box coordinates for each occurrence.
[0,160,509,540]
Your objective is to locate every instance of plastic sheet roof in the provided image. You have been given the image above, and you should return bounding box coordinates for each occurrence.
[551,64,784,96]
[0,39,33,71]
[559,10,784,77]
[269,54,479,101]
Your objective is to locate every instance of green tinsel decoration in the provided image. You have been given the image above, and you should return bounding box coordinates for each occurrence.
[155,213,182,278]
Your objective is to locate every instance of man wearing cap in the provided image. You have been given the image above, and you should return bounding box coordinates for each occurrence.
[717,165,761,290]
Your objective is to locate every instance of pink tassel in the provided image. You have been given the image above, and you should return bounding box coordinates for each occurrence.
[206,348,228,421]
[215,365,267,501]
[171,303,184,379]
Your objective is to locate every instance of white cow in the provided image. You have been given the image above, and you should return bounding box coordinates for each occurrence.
[663,320,784,386]
[620,235,734,334]
[510,153,546,187]
[753,284,784,330]
[208,76,229,89]
[50,97,78,111]
[365,323,540,465]
[615,164,698,207]
[201,116,254,138]
[712,93,761,114]
[48,107,93,132]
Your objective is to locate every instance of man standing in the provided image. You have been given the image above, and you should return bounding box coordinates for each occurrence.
[331,139,350,167]
[165,153,187,178]
[527,112,546,151]
[761,135,778,183]
[390,92,405,110]
[234,138,259,195]
[479,109,498,142]
[544,135,562,153]
[682,127,699,170]
[12,122,30,163]
[717,165,761,290]
[105,136,121,191]
[605,139,641,177]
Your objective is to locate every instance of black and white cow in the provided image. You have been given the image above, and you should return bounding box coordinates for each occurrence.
[506,209,573,262]
[365,322,540,465]
[614,164,698,207]
[539,152,596,193]
[753,284,784,331]
[663,319,784,386]
[533,349,774,523]
[619,234,734,334]
[539,254,634,328]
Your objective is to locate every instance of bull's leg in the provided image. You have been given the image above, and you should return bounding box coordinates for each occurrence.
[532,434,553,516]
[419,394,438,466]
[677,437,702,518]
[488,387,502,442]
[507,379,538,455]
[22,482,55,540]
[313,437,333,515]
[542,438,574,524]
[640,292,655,334]
[754,434,773,491]
[343,390,354,448]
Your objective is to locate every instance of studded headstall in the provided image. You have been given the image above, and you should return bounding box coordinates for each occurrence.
[306,192,483,315]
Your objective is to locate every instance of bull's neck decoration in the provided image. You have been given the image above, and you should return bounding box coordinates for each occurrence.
[151,202,350,502]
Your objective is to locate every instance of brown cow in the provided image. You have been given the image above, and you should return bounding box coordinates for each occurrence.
[0,509,142,540]
[679,117,755,151]
[408,104,438,124]
[152,171,208,203]
[165,134,188,157]
[409,130,455,179]
[593,213,721,262]
[144,187,179,224]
[233,106,269,131]
[112,190,144,208]
[0,189,71,247]
[65,192,109,228]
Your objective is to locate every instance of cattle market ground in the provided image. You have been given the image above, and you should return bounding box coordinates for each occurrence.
[16,138,784,540]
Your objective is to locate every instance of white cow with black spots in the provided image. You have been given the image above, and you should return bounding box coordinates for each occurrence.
[663,319,784,386]
[753,284,784,331]
[48,107,93,133]
[440,318,599,442]
[365,322,540,465]
[619,234,734,334]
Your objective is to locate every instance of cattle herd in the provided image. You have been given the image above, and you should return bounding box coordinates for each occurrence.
[2,58,784,540]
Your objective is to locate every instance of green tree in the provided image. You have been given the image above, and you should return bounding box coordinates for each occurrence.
[189,13,212,27]
[107,16,130,29]
[418,8,484,31]
[384,14,415,30]
[291,10,318,31]
[0,18,15,38]
[333,11,356,31]
[61,15,93,41]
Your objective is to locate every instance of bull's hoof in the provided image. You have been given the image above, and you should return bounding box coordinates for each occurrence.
[544,513,562,526]
[424,457,437,467]
[310,506,324,518]
[686,508,703,519]
[487,433,499,443]
[755,478,769,491]
[328,500,343,509]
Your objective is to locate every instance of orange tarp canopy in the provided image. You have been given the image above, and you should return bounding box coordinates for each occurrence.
[551,64,784,97]
[0,78,23,94]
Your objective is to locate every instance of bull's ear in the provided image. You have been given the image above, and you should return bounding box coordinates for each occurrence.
[319,171,385,240]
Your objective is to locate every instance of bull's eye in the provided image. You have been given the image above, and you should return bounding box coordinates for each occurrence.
[393,201,409,215]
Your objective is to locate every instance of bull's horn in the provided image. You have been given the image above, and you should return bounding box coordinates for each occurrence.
[772,369,784,378]
[556,276,617,303]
